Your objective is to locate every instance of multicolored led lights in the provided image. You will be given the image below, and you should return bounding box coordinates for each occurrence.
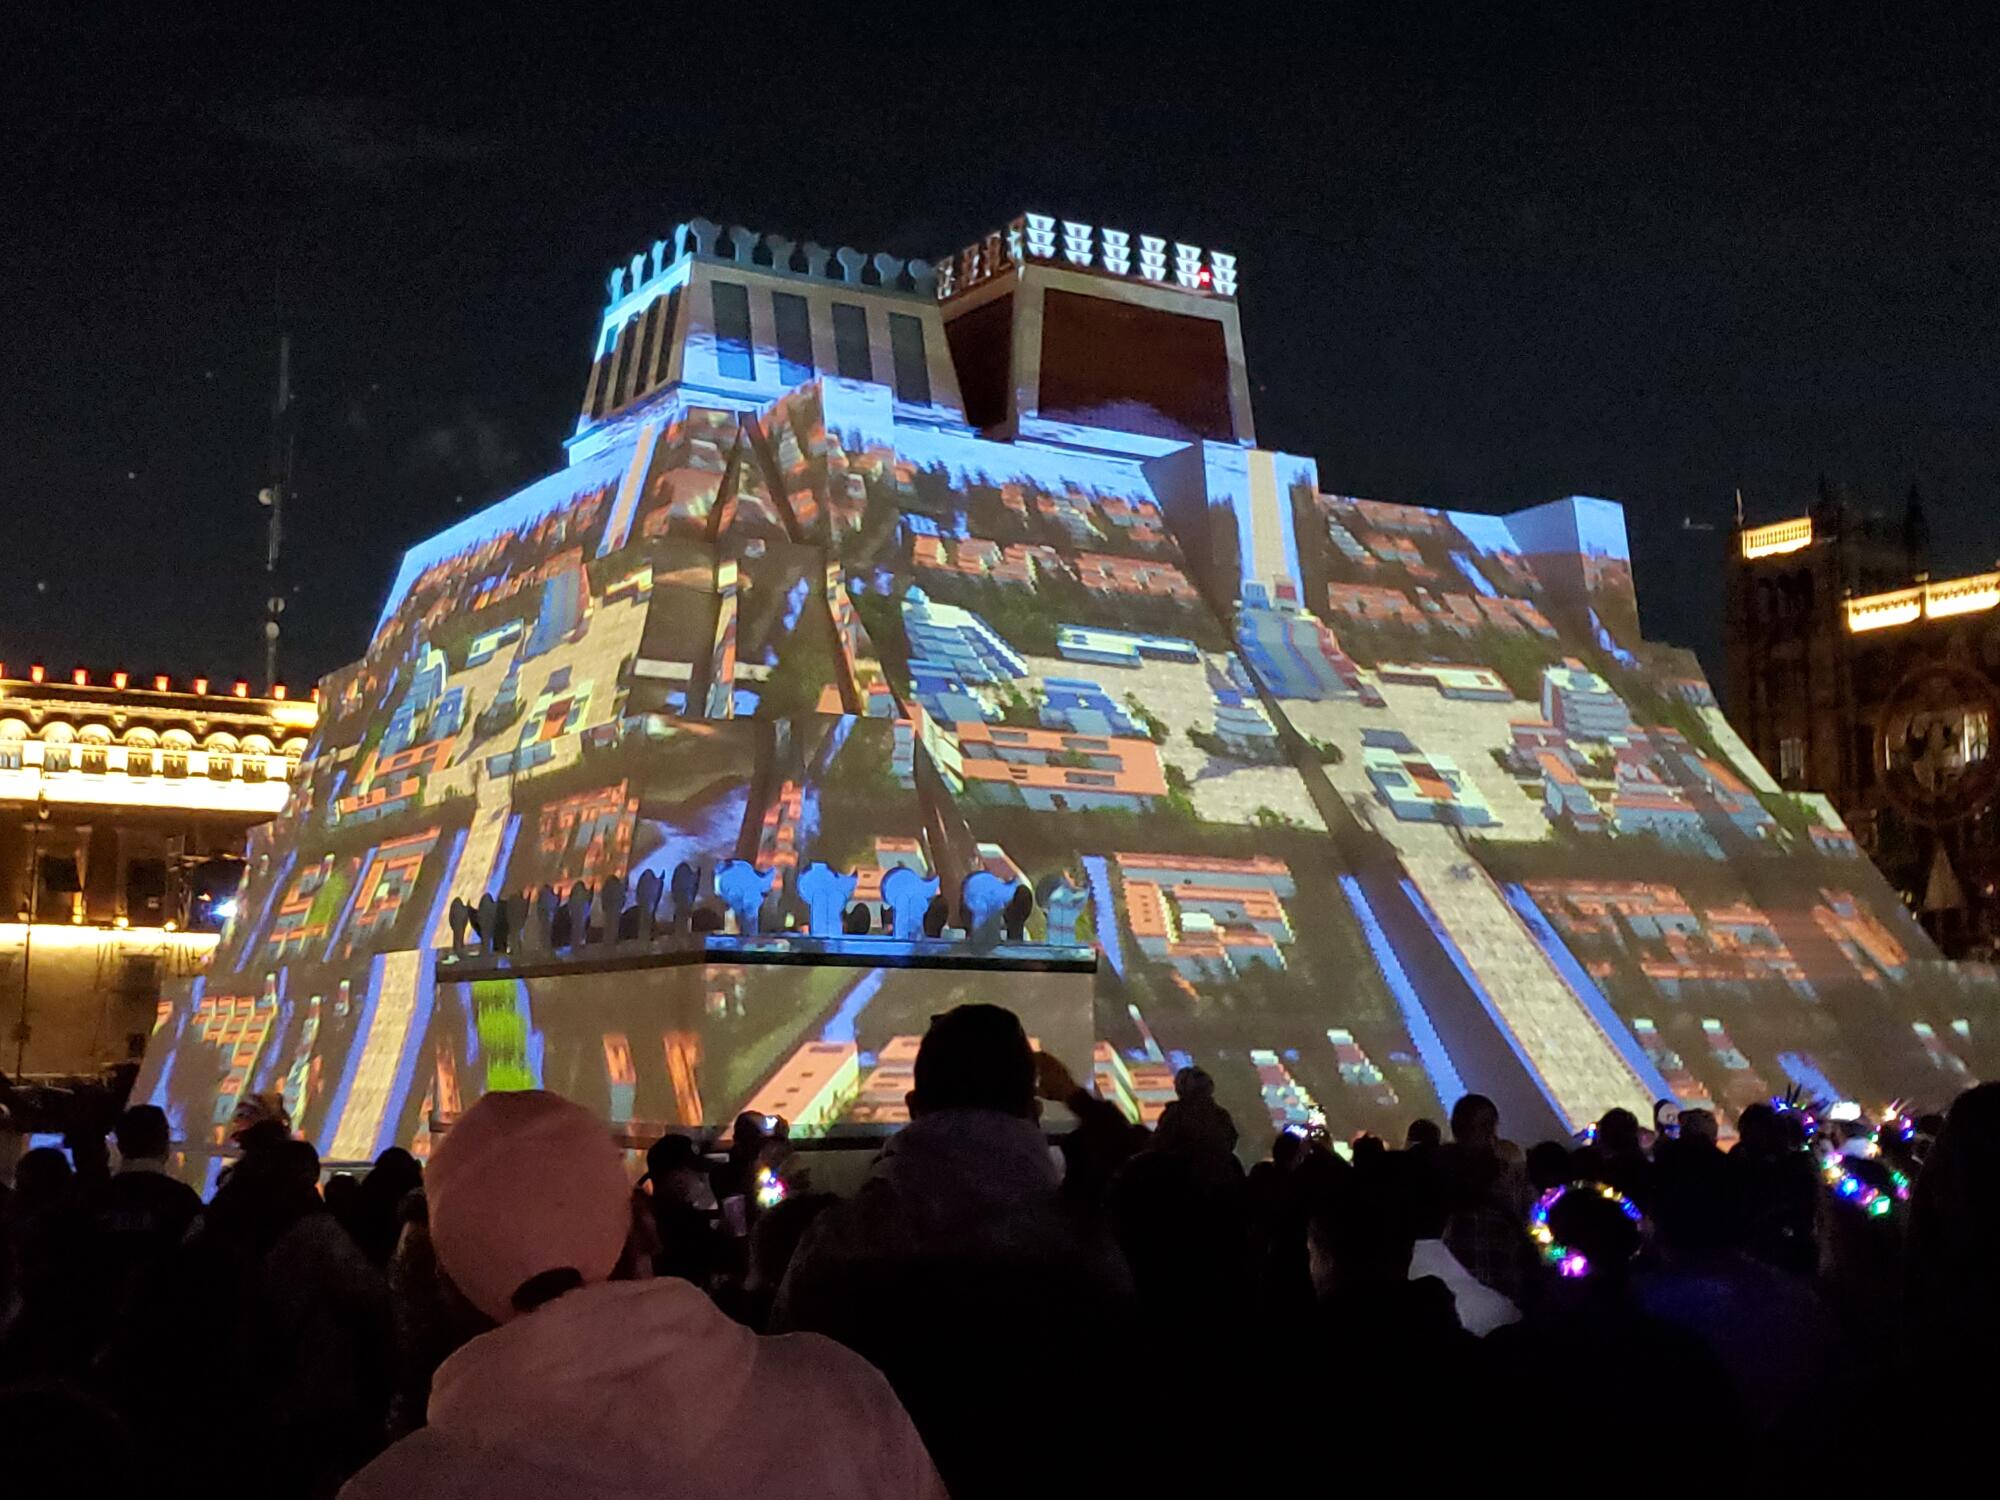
[1769,1092,1821,1139]
[754,1163,788,1211]
[1766,1093,1916,1219]
[1528,1181,1644,1278]
[1819,1153,1910,1219]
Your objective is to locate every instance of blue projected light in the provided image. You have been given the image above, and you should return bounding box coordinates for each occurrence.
[821,969,890,1045]
[1339,877,1465,1108]
[1449,551,1499,597]
[1777,1051,1844,1107]
[1441,509,1519,556]
[1080,856,1125,979]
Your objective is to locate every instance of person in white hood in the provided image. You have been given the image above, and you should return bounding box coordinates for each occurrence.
[339,1089,944,1500]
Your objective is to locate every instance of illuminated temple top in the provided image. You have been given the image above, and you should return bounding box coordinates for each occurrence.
[572,212,1253,460]
[135,206,1986,1173]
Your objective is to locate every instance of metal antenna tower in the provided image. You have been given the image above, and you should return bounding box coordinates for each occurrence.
[259,314,295,687]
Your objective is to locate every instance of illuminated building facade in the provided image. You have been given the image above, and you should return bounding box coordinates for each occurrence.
[0,667,315,1076]
[136,211,1993,1171]
[1725,492,2000,953]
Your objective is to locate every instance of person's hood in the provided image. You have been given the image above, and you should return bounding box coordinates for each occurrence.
[1410,1237,1520,1336]
[426,1278,759,1485]
[867,1109,1059,1230]
[343,1277,945,1500]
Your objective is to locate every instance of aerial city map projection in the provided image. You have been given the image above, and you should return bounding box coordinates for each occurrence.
[138,214,1995,1170]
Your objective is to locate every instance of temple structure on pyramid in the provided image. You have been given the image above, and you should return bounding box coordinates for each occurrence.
[138,213,1992,1172]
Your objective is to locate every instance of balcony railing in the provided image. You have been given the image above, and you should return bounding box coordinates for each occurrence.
[1847,570,2000,633]
[0,741,300,812]
[1740,516,1814,559]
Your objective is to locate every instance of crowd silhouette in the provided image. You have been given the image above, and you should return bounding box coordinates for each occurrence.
[2,1003,1996,1495]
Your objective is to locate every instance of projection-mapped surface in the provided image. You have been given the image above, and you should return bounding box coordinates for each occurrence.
[1037,291,1235,443]
[140,298,1993,1167]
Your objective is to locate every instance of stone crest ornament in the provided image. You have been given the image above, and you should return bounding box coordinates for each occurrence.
[1876,661,2000,825]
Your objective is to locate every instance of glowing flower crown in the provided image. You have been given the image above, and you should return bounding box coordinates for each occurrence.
[1528,1181,1643,1278]
[1818,1152,1910,1220]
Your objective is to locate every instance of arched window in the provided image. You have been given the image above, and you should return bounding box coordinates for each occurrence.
[122,726,158,777]
[40,720,74,774]
[78,724,112,776]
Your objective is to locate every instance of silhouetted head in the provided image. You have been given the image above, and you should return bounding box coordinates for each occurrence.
[1351,1134,1388,1169]
[1174,1066,1215,1103]
[1405,1118,1442,1151]
[211,1134,324,1249]
[1307,1173,1414,1298]
[909,1003,1036,1119]
[273,1137,321,1191]
[114,1103,172,1163]
[368,1145,422,1199]
[1679,1108,1719,1147]
[1526,1140,1573,1193]
[1450,1094,1499,1151]
[324,1172,361,1220]
[1736,1101,1780,1156]
[1597,1108,1642,1157]
[730,1112,770,1159]
[229,1090,290,1147]
[1546,1183,1643,1285]
[15,1146,73,1211]
[1270,1128,1305,1169]
[645,1132,702,1183]
[233,1118,290,1161]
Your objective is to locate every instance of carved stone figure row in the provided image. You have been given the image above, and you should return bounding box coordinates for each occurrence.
[444,858,1092,961]
[606,218,938,307]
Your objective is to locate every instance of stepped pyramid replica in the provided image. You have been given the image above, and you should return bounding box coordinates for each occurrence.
[139,214,1992,1172]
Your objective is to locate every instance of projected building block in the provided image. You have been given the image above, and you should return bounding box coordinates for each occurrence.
[138,211,1996,1168]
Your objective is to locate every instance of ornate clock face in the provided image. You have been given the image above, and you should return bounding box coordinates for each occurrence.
[1877,662,1999,824]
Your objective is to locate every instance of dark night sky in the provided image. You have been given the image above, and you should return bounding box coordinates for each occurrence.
[6,7,1999,689]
